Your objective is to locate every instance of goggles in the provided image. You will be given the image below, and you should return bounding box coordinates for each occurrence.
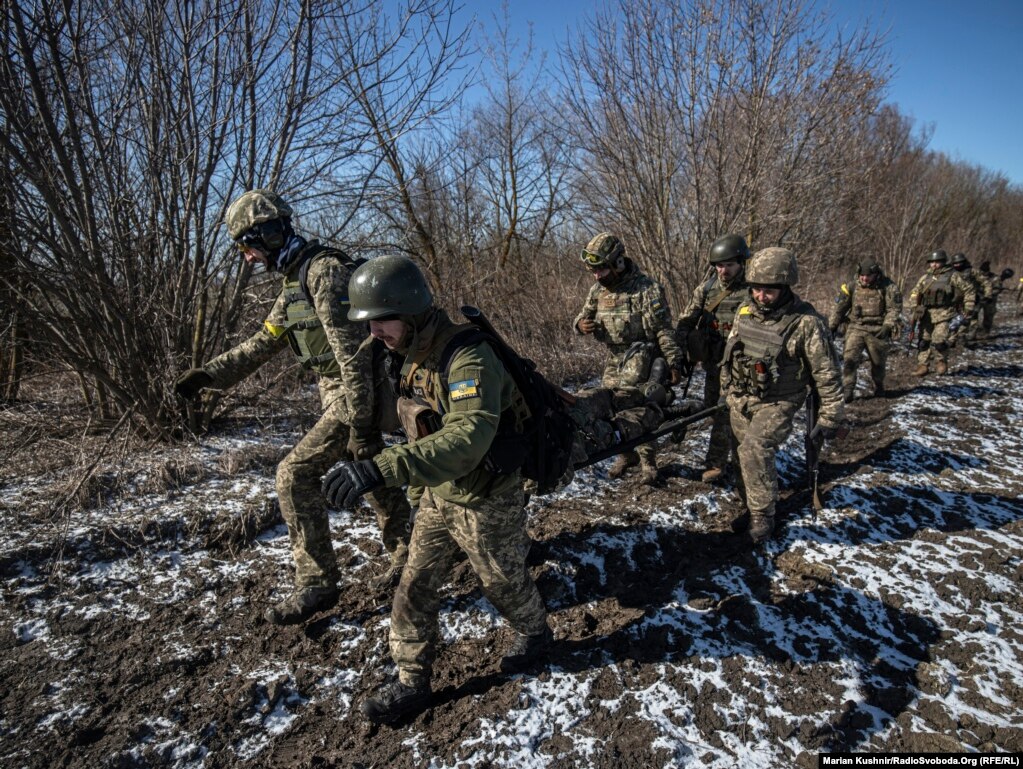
[234,229,265,253]
[581,248,608,267]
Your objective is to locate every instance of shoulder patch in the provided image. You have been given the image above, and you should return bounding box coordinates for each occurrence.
[738,305,753,316]
[264,321,287,339]
[841,283,850,295]
[449,378,481,401]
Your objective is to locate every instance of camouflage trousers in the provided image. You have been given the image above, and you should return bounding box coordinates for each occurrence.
[390,486,547,685]
[727,394,802,519]
[916,313,953,367]
[981,299,996,333]
[841,327,889,395]
[702,363,731,469]
[601,354,656,467]
[276,385,411,589]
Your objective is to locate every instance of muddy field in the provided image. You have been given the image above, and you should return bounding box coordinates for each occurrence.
[2,319,1022,768]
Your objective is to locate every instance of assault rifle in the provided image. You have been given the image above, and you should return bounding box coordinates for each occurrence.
[575,402,725,470]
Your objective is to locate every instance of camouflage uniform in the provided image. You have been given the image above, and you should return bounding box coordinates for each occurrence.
[975,267,1000,335]
[573,259,684,473]
[908,264,977,373]
[827,270,902,400]
[676,272,749,470]
[203,243,410,589]
[371,307,547,687]
[721,249,844,541]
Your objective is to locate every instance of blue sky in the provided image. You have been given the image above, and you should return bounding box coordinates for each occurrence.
[466,0,1023,186]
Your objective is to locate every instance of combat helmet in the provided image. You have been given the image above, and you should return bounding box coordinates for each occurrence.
[927,249,949,265]
[581,232,626,272]
[857,258,881,276]
[226,189,293,251]
[709,233,750,264]
[746,247,798,286]
[348,255,433,322]
[950,252,970,269]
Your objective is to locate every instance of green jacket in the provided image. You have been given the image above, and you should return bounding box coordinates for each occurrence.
[373,308,522,507]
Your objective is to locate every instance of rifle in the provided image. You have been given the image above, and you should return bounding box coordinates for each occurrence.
[575,403,725,470]
[805,390,825,514]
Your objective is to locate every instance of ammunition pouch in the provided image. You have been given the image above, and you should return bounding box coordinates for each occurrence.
[396,396,442,441]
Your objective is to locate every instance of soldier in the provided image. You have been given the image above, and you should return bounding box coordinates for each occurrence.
[173,190,411,625]
[907,250,976,376]
[827,258,902,402]
[949,253,989,347]
[976,261,1002,336]
[720,247,845,544]
[321,255,552,724]
[675,233,751,483]
[573,232,686,484]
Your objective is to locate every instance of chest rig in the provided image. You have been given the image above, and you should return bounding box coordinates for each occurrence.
[919,271,956,308]
[851,284,885,323]
[723,307,806,399]
[705,276,748,337]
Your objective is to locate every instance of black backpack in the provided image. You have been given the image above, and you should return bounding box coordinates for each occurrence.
[439,310,577,495]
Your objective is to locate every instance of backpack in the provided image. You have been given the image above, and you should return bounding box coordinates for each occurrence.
[439,315,577,495]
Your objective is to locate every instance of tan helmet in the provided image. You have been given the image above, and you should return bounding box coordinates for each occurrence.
[225,189,293,241]
[581,232,626,272]
[746,247,799,286]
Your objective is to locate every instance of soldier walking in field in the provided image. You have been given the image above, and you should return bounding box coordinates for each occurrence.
[675,233,751,483]
[975,260,1013,336]
[573,232,686,484]
[907,250,977,376]
[173,190,411,625]
[949,253,989,348]
[720,248,845,544]
[827,258,902,402]
[321,255,552,724]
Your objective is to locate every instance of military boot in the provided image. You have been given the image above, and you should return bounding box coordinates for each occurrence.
[638,459,659,486]
[500,624,554,674]
[748,513,775,545]
[608,451,639,479]
[913,363,929,377]
[368,543,408,592]
[360,677,432,724]
[872,379,885,398]
[701,466,724,483]
[935,360,948,376]
[265,585,339,626]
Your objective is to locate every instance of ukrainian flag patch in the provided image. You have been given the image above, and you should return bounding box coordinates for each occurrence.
[449,378,480,401]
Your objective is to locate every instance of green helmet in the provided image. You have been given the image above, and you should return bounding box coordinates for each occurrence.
[709,233,750,264]
[950,252,969,268]
[581,232,626,271]
[746,247,798,286]
[857,258,881,276]
[927,249,948,264]
[348,255,433,321]
[225,189,293,241]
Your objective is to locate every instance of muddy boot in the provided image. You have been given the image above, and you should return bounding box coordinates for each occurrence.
[608,451,638,479]
[935,360,947,376]
[729,509,750,534]
[913,363,929,377]
[368,544,408,592]
[701,466,724,483]
[265,585,339,626]
[500,624,554,674]
[748,513,774,545]
[638,460,659,486]
[360,677,432,724]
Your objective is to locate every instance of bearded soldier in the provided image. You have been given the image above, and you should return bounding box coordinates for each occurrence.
[173,190,411,624]
[907,250,977,376]
[675,234,751,483]
[573,232,685,484]
[322,255,552,724]
[827,258,902,401]
[721,248,845,544]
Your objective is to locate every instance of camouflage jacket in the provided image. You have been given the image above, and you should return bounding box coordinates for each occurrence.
[908,266,977,323]
[828,275,902,332]
[373,308,522,507]
[721,294,845,428]
[976,270,1000,302]
[202,241,376,435]
[573,260,684,370]
[676,271,750,364]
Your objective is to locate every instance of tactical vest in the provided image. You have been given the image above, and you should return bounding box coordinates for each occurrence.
[279,245,361,377]
[594,277,647,350]
[705,276,748,336]
[851,284,885,323]
[723,305,807,399]
[919,271,956,309]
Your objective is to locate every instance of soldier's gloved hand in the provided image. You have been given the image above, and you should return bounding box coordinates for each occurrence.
[322,460,384,509]
[577,318,598,334]
[174,368,213,399]
[347,432,383,461]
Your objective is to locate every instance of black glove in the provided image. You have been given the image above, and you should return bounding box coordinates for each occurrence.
[174,368,213,399]
[322,460,384,509]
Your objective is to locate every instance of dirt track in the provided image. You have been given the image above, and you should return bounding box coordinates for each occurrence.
[2,322,1023,768]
